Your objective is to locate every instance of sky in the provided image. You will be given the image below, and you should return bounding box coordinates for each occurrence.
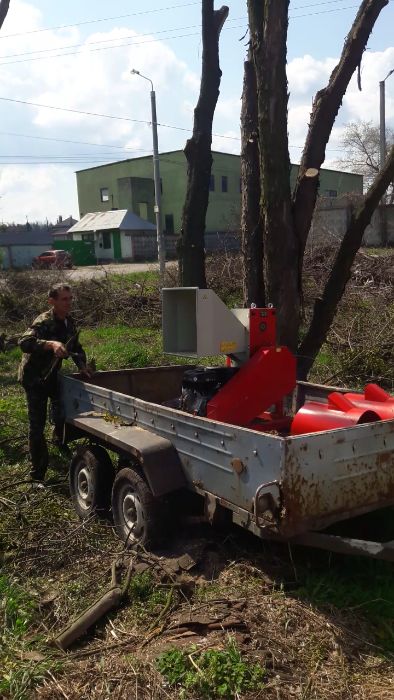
[0,0,393,224]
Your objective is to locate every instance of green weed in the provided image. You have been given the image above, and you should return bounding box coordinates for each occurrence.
[80,325,162,370]
[0,575,35,637]
[0,659,63,700]
[0,576,60,700]
[296,557,394,651]
[126,571,170,621]
[156,638,265,699]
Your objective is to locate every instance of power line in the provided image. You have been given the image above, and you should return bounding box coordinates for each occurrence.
[0,130,151,152]
[0,1,358,61]
[0,16,247,61]
[0,102,345,153]
[0,2,201,39]
[0,96,241,140]
[0,3,383,67]
[0,0,353,41]
[0,27,238,66]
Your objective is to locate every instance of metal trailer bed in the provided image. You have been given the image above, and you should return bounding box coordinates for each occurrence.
[61,366,394,560]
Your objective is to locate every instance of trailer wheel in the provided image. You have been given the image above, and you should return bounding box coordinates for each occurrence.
[111,467,159,547]
[69,445,115,519]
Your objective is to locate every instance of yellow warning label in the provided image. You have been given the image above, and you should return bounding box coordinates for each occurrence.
[220,341,237,353]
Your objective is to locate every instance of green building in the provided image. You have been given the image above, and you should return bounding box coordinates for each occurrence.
[76,150,363,239]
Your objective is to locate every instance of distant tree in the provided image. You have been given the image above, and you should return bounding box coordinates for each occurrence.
[338,120,394,202]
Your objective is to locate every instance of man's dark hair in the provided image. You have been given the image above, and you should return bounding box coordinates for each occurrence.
[48,283,71,299]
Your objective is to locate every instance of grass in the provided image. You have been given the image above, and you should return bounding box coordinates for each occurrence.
[156,638,265,699]
[295,557,394,651]
[1,264,394,697]
[0,575,63,700]
[81,325,162,370]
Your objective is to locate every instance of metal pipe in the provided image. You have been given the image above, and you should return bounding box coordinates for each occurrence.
[378,69,393,245]
[130,70,165,282]
[150,88,165,280]
[379,79,386,171]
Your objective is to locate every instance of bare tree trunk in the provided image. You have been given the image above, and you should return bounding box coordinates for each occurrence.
[248,0,299,350]
[298,146,394,379]
[240,54,264,307]
[292,0,389,261]
[0,0,10,30]
[179,1,229,287]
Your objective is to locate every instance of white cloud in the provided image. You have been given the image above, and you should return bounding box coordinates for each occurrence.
[0,1,393,223]
[0,165,77,223]
[287,54,337,97]
[0,0,200,222]
[286,49,394,166]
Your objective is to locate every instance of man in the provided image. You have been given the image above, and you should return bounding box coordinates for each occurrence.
[18,283,91,482]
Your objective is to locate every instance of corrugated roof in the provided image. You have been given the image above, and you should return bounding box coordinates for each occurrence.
[68,210,156,233]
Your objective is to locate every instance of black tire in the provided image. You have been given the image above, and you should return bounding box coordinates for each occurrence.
[111,467,160,547]
[69,445,115,519]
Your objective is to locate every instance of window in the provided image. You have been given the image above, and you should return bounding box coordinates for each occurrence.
[102,231,111,249]
[221,175,228,193]
[100,187,109,202]
[325,189,337,198]
[209,174,215,192]
[82,233,94,242]
[165,214,174,234]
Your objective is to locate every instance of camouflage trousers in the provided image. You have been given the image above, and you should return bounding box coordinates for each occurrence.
[24,375,64,480]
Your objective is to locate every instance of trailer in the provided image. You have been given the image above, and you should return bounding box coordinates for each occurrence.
[61,289,394,561]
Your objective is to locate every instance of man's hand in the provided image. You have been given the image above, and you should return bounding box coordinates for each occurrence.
[45,340,68,358]
[80,364,94,380]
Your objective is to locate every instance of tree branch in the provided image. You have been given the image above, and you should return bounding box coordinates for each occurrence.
[0,0,10,30]
[240,52,264,307]
[248,0,300,349]
[179,1,229,287]
[297,145,394,379]
[292,0,389,257]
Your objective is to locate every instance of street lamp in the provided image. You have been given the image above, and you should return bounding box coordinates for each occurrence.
[130,69,165,280]
[379,68,394,170]
[379,68,393,245]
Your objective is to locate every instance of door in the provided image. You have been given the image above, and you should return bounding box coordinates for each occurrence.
[113,230,122,261]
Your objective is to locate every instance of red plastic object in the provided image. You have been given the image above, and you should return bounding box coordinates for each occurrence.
[290,384,394,435]
[291,401,380,435]
[207,346,296,427]
[344,383,394,420]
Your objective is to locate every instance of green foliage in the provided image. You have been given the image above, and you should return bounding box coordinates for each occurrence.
[296,556,394,651]
[0,576,60,700]
[0,660,61,700]
[81,325,161,370]
[129,570,155,600]
[156,638,265,699]
[0,576,35,637]
[127,571,169,621]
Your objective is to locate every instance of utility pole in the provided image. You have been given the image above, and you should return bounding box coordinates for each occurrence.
[379,69,394,245]
[131,70,165,281]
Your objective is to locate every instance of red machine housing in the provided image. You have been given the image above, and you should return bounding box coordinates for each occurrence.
[207,307,297,428]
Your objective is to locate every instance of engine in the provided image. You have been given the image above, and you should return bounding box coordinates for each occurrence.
[180,366,239,416]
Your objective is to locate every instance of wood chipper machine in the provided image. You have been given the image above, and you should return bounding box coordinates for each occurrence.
[61,288,394,560]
